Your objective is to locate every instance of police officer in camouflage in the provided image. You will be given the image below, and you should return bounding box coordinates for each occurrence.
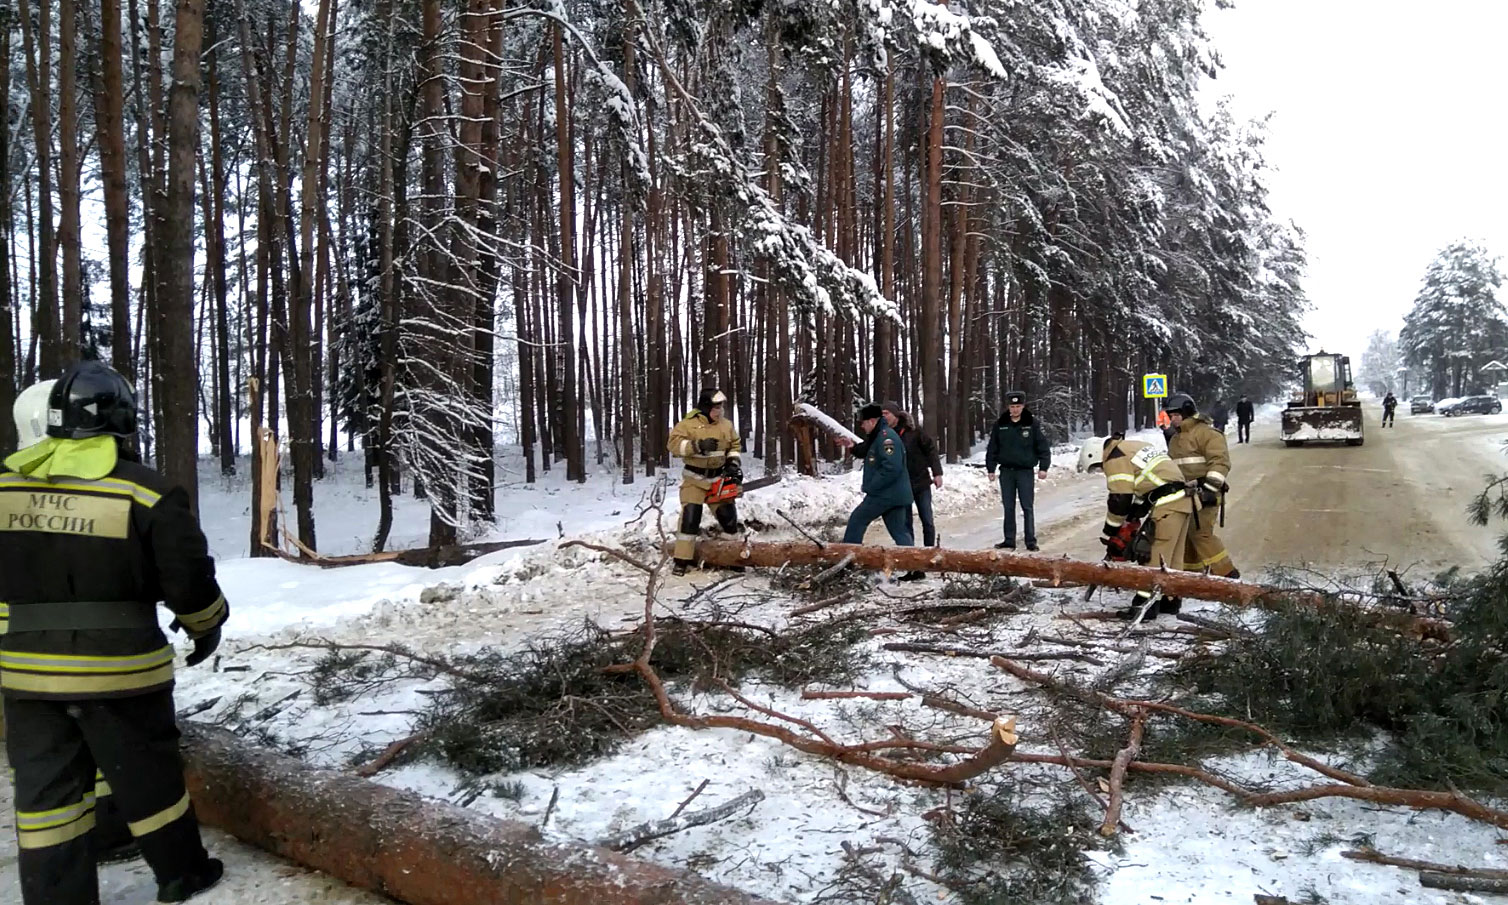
[1,361,227,904]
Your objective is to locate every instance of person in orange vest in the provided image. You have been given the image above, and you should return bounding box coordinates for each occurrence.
[1155,407,1172,438]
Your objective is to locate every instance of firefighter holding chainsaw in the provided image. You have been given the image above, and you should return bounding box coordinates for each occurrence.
[1163,393,1240,580]
[1088,434,1194,620]
[668,389,743,575]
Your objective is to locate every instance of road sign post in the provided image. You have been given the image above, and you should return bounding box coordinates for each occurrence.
[1142,374,1168,399]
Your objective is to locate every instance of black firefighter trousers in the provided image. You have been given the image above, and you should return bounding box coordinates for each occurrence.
[6,689,212,905]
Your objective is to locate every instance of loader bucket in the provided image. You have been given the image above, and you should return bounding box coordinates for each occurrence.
[1281,405,1364,446]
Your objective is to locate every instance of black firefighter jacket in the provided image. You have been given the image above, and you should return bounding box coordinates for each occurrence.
[0,441,228,700]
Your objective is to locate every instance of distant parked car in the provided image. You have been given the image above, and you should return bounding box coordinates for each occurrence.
[1410,395,1434,414]
[1435,397,1464,415]
[1443,395,1503,416]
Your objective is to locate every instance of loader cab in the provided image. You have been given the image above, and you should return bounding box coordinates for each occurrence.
[1295,351,1356,408]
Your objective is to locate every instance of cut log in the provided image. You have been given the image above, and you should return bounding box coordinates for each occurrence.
[687,540,1452,642]
[180,723,771,905]
[270,538,547,569]
[1419,872,1508,893]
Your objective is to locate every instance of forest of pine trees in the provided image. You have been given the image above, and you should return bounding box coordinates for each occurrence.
[0,0,1309,550]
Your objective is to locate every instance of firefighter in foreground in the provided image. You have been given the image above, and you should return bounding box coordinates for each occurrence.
[1087,433,1194,619]
[1164,392,1240,579]
[6,379,141,868]
[668,388,743,575]
[1,361,227,904]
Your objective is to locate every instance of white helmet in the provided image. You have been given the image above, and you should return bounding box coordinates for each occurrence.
[13,379,58,450]
[1077,438,1105,473]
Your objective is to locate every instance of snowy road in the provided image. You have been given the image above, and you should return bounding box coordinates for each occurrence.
[941,403,1508,578]
[6,403,1508,904]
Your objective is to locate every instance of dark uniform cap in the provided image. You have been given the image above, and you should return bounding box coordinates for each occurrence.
[858,403,883,421]
[1005,391,1026,405]
[880,400,902,415]
[1162,392,1197,417]
[47,360,138,440]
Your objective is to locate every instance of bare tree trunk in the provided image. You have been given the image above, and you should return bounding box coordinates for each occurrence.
[874,52,896,403]
[124,0,158,385]
[18,0,60,377]
[152,0,207,507]
[553,24,584,482]
[94,0,133,376]
[618,15,638,485]
[373,0,400,551]
[920,62,944,447]
[57,0,82,365]
[0,15,14,449]
[281,0,332,551]
[205,27,235,474]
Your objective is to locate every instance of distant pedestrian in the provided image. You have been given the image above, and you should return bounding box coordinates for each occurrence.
[1212,400,1230,434]
[1382,392,1398,427]
[1235,394,1255,444]
[885,403,943,580]
[985,391,1051,551]
[840,404,915,548]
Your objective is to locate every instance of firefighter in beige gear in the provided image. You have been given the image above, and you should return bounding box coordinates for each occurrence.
[1,361,227,905]
[1163,393,1240,580]
[1097,434,1194,620]
[668,389,743,575]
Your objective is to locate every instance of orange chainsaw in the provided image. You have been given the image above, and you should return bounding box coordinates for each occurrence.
[1084,518,1142,601]
[705,474,781,504]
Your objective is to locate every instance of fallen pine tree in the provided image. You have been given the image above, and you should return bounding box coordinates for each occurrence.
[180,722,774,905]
[684,539,1453,642]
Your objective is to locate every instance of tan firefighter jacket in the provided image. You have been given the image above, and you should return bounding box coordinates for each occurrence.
[1168,415,1231,493]
[1101,438,1192,533]
[668,410,742,479]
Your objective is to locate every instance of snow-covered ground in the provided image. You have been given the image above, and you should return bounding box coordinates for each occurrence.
[6,424,1506,905]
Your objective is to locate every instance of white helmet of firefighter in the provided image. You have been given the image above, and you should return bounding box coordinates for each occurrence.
[12,379,58,450]
[1076,439,1103,473]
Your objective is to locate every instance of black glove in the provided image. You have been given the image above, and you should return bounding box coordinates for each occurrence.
[722,459,743,484]
[185,627,221,667]
[170,605,229,668]
[696,437,720,453]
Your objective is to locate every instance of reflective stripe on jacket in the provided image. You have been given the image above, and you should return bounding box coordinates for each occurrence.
[0,457,227,700]
[1102,439,1192,531]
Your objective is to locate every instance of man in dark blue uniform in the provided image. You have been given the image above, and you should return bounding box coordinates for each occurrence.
[985,391,1051,550]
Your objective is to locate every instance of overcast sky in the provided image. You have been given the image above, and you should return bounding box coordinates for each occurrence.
[1201,0,1508,357]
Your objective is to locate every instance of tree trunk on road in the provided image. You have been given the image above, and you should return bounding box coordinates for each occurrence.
[683,540,1452,642]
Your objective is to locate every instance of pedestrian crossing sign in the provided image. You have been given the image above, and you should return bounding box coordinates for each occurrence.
[1143,374,1168,398]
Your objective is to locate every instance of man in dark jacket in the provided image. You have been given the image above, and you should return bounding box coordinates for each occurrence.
[1211,401,1230,433]
[841,404,915,547]
[1,362,227,905]
[1235,395,1255,444]
[882,404,943,580]
[1382,392,1398,427]
[985,390,1051,551]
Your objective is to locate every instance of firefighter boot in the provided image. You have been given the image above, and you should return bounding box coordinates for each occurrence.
[157,858,224,903]
[671,559,693,576]
[1115,592,1159,622]
[1158,596,1183,616]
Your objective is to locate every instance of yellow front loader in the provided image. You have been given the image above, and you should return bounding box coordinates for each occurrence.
[1281,351,1364,446]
